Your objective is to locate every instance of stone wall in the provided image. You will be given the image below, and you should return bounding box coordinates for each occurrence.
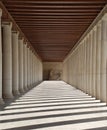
[43,62,63,80]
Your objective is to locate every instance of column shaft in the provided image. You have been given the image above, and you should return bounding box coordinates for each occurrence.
[12,31,20,96]
[2,22,13,99]
[0,9,4,104]
[100,17,107,102]
[19,38,25,93]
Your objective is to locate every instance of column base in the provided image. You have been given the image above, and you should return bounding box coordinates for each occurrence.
[13,90,20,96]
[28,85,31,89]
[19,88,25,94]
[0,98,5,105]
[3,93,14,99]
[28,85,32,88]
[24,87,29,91]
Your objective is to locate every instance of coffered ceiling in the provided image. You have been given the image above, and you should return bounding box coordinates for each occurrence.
[2,0,107,61]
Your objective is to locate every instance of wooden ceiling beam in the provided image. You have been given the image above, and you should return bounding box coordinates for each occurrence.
[14,18,94,21]
[6,5,104,9]
[3,0,106,4]
[16,21,91,23]
[7,9,100,13]
[12,15,96,19]
[10,12,98,16]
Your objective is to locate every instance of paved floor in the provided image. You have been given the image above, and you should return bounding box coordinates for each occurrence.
[0,81,107,130]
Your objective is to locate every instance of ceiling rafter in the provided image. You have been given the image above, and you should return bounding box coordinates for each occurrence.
[2,0,107,61]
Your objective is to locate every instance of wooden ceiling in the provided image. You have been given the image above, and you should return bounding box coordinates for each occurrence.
[2,0,107,61]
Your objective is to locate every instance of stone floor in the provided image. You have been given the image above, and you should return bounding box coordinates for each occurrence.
[0,81,107,130]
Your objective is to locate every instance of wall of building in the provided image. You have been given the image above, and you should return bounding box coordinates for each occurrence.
[63,5,107,103]
[43,62,63,80]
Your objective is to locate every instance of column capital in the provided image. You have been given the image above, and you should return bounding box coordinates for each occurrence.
[0,8,2,17]
[93,26,97,31]
[12,30,19,35]
[19,36,24,41]
[102,13,107,21]
[97,20,101,27]
[2,21,12,28]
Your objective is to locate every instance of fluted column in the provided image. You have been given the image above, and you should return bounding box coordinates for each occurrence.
[87,39,89,94]
[25,44,28,89]
[2,22,13,99]
[32,52,34,86]
[12,31,20,96]
[92,27,97,97]
[100,15,107,102]
[27,47,30,89]
[88,35,90,94]
[35,57,37,84]
[84,39,87,93]
[24,43,28,91]
[96,23,101,100]
[31,52,33,86]
[30,50,32,87]
[0,9,4,104]
[19,38,25,93]
[91,31,94,96]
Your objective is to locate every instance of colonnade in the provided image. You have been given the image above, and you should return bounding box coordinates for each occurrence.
[63,13,107,103]
[0,9,43,105]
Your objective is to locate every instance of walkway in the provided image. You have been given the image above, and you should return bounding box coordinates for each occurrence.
[0,81,107,130]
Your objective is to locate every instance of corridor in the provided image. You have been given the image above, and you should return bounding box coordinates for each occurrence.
[1,81,107,130]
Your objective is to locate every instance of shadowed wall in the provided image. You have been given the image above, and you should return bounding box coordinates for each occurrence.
[43,62,63,80]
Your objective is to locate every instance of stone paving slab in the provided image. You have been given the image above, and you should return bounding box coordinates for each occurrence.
[0,81,107,130]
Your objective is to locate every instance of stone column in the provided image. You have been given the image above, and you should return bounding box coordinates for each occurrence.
[34,56,36,85]
[92,27,97,97]
[19,38,25,93]
[25,44,28,90]
[89,32,93,95]
[87,35,90,94]
[0,9,4,104]
[96,23,101,100]
[12,31,20,96]
[24,43,28,91]
[2,22,13,99]
[31,52,33,87]
[35,56,37,84]
[33,54,35,86]
[100,15,107,102]
[84,39,87,93]
[29,49,32,88]
[90,30,93,96]
[27,47,30,89]
[32,53,34,87]
[29,48,32,88]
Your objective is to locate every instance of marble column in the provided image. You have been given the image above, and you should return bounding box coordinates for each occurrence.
[84,39,87,93]
[25,44,28,90]
[19,38,25,93]
[35,56,38,84]
[27,47,30,89]
[87,35,90,94]
[89,33,93,95]
[33,54,35,86]
[100,15,107,102]
[31,52,33,87]
[92,27,97,97]
[0,9,4,104]
[12,31,20,96]
[30,50,32,88]
[32,53,34,86]
[34,57,36,84]
[96,23,101,100]
[24,43,28,91]
[2,22,13,99]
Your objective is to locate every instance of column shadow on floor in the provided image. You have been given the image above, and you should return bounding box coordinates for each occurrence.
[1,81,107,130]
